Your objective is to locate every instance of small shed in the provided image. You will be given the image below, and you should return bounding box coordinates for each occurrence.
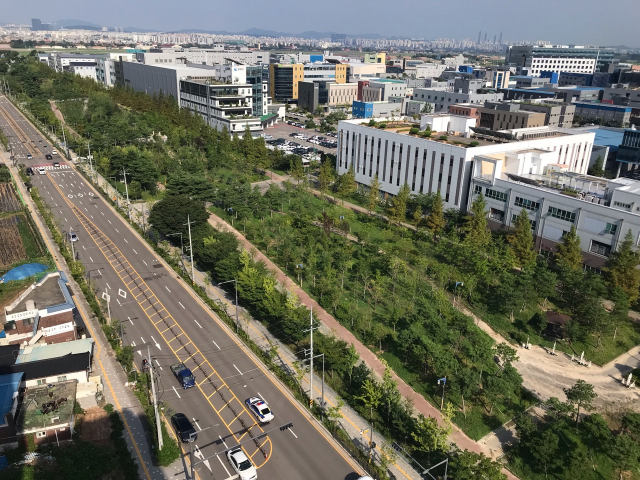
[545,310,571,339]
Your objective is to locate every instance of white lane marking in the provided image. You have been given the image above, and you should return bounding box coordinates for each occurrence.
[155,359,163,370]
[212,340,221,350]
[140,337,145,344]
[150,336,161,350]
[193,418,202,431]
[59,210,62,214]
[108,219,112,224]
[132,248,137,254]
[216,455,231,478]
[106,283,111,289]
[116,298,121,306]
[115,228,120,233]
[233,364,243,376]
[194,319,202,329]
[288,428,298,439]
[219,435,229,449]
[84,207,88,212]
[118,289,127,298]
[82,245,86,250]
[143,260,148,266]
[89,256,94,262]
[101,211,104,215]
[90,215,94,219]
[124,238,128,243]
[172,386,181,399]
[165,286,171,293]
[128,316,134,325]
[178,301,185,309]
[64,217,67,222]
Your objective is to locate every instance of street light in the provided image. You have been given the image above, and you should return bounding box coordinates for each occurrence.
[295,263,304,287]
[437,376,447,410]
[218,279,239,333]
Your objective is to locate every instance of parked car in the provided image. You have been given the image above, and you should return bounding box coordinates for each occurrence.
[227,448,257,480]
[171,413,197,443]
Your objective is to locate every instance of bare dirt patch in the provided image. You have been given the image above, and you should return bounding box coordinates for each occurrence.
[0,216,26,268]
[79,406,112,444]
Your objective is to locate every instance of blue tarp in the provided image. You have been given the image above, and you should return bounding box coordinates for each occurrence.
[0,263,49,283]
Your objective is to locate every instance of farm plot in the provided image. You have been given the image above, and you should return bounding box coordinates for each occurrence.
[0,183,21,213]
[0,216,27,269]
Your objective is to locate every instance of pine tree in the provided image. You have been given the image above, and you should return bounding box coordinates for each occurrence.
[336,166,356,204]
[509,209,536,268]
[605,230,640,303]
[588,156,604,177]
[317,160,335,196]
[555,225,583,271]
[367,174,380,213]
[388,183,411,225]
[426,191,445,242]
[463,193,491,250]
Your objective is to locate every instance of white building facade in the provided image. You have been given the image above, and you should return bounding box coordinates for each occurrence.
[337,119,595,211]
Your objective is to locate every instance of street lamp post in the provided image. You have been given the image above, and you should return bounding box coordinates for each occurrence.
[218,279,239,333]
[437,376,447,410]
[295,263,304,288]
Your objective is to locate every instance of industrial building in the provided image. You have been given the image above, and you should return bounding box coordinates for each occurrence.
[506,45,615,76]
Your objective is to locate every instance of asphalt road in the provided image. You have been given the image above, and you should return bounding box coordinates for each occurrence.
[0,95,364,480]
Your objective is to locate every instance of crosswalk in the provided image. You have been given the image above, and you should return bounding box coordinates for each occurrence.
[33,164,70,170]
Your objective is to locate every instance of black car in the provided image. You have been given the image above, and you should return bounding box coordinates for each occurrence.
[171,413,197,443]
[45,154,53,160]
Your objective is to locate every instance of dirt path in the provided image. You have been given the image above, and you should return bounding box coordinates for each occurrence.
[49,100,80,138]
[208,213,519,479]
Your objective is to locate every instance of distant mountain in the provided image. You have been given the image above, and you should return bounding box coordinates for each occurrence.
[56,19,102,28]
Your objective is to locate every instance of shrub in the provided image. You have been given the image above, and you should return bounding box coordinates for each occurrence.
[469,141,480,147]
[104,403,115,414]
[368,119,377,126]
[420,130,432,137]
[409,127,419,134]
[438,135,448,141]
[378,123,387,129]
[73,401,85,415]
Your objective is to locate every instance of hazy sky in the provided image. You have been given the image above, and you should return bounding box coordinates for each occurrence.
[5,0,640,46]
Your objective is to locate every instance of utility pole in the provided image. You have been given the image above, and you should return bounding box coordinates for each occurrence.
[438,376,447,410]
[149,345,163,450]
[60,122,70,159]
[190,426,212,480]
[185,215,195,284]
[122,167,131,220]
[219,279,239,333]
[69,228,75,260]
[87,142,95,180]
[309,309,313,408]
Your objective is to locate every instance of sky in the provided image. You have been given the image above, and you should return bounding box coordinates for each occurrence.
[4,0,640,46]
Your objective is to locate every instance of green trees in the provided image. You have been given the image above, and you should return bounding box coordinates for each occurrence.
[425,191,445,242]
[563,379,597,427]
[555,225,583,272]
[588,155,605,177]
[148,195,209,237]
[463,193,491,249]
[317,159,335,196]
[366,174,381,213]
[336,167,356,204]
[411,414,450,454]
[508,209,536,268]
[388,183,411,225]
[605,229,640,303]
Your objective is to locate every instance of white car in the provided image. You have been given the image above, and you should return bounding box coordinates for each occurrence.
[51,149,58,155]
[68,232,79,242]
[37,167,46,175]
[245,396,274,423]
[227,448,257,480]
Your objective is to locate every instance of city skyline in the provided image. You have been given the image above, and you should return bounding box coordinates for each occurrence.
[5,0,640,47]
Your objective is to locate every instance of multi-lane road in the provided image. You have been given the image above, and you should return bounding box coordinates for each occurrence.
[0,94,364,480]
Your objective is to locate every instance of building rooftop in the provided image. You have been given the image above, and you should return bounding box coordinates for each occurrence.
[3,272,74,320]
[16,381,77,433]
[15,338,93,364]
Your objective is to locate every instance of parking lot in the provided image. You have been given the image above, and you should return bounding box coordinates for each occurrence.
[264,121,338,155]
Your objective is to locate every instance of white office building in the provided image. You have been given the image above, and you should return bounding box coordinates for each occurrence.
[336,119,595,213]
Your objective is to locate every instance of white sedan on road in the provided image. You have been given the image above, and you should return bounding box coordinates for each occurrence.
[245,396,274,424]
[227,447,257,480]
[37,167,46,175]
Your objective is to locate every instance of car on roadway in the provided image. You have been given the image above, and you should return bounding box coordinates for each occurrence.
[53,162,60,168]
[45,154,53,160]
[68,232,79,242]
[170,413,197,443]
[226,447,257,480]
[37,167,46,175]
[26,153,32,159]
[51,149,58,155]
[26,167,33,175]
[245,396,274,423]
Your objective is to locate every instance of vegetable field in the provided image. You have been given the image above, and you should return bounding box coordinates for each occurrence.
[0,216,26,269]
[0,183,21,213]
